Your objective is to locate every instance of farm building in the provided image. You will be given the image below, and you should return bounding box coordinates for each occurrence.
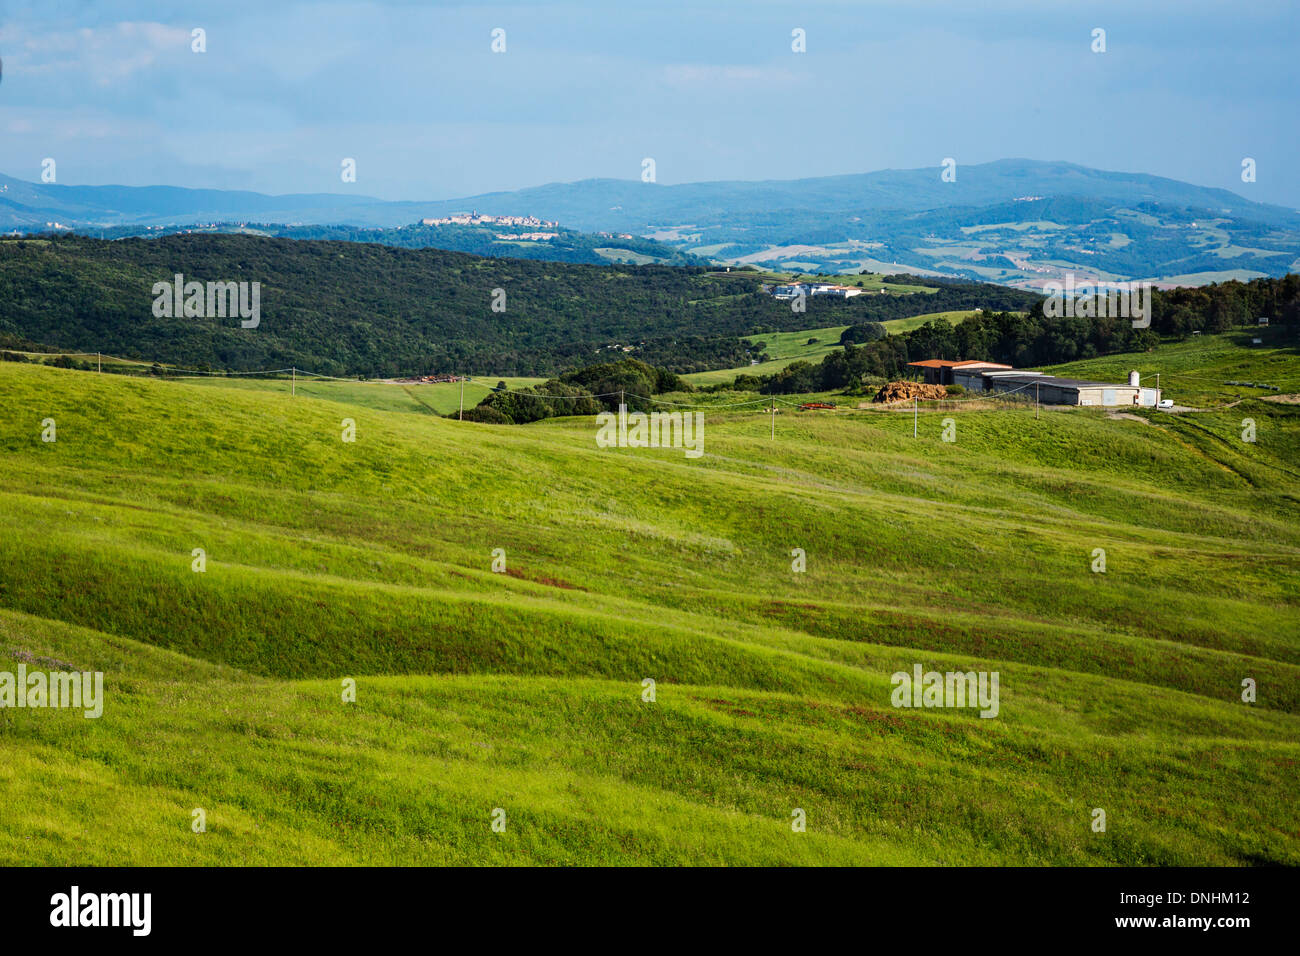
[947,365,1162,407]
[907,359,1012,385]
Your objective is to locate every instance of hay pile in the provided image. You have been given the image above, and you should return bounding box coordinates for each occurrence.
[873,381,948,404]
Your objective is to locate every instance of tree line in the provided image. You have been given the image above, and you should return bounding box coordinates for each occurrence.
[0,234,1038,377]
[458,358,689,424]
[750,275,1300,394]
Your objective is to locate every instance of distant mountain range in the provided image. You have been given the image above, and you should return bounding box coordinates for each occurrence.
[6,159,1299,287]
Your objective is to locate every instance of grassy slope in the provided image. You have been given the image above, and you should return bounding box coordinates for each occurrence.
[717,269,939,294]
[181,375,546,416]
[683,312,982,385]
[881,309,982,334]
[1,356,1298,865]
[683,326,851,385]
[1042,332,1300,407]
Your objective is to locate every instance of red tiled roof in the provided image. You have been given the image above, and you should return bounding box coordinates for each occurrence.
[907,359,1013,369]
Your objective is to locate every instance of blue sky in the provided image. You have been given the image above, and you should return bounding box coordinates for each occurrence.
[2,0,1298,207]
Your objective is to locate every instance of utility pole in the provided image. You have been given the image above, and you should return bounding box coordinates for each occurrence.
[913,395,918,438]
[458,375,464,420]
[770,398,776,439]
[97,352,102,374]
[1035,382,1039,419]
[1156,373,1160,404]
[292,366,296,397]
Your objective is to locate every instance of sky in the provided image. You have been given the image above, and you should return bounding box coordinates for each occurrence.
[2,0,1298,207]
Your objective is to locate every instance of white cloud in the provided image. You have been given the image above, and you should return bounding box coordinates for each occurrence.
[10,21,190,85]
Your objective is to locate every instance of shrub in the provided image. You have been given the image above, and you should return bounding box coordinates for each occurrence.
[459,404,511,424]
[840,322,887,345]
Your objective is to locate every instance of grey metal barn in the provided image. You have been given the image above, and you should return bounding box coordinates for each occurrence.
[943,366,1162,407]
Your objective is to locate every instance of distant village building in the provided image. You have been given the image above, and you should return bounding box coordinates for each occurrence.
[769,282,862,300]
[811,284,862,298]
[421,211,558,228]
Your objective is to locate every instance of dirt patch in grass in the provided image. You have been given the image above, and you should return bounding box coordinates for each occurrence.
[844,704,906,728]
[503,567,585,590]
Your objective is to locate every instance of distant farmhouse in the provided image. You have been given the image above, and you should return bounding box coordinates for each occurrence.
[908,359,1162,407]
[770,282,864,300]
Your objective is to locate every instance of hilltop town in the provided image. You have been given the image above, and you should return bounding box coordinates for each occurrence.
[421,211,557,229]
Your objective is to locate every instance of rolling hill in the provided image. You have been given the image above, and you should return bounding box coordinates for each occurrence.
[1,344,1297,865]
[79,220,709,270]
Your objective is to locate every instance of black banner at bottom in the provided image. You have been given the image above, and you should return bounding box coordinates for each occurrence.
[0,866,1290,942]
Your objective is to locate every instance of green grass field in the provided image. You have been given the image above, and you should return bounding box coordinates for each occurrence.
[1043,332,1300,407]
[181,375,546,417]
[1,339,1298,865]
[684,326,850,385]
[731,269,939,294]
[683,312,984,385]
[878,309,984,335]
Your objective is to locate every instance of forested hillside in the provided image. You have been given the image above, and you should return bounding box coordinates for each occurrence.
[0,234,1039,376]
[80,221,709,268]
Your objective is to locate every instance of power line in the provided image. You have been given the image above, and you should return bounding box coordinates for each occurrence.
[22,349,1264,413]
[646,395,775,408]
[15,351,296,377]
